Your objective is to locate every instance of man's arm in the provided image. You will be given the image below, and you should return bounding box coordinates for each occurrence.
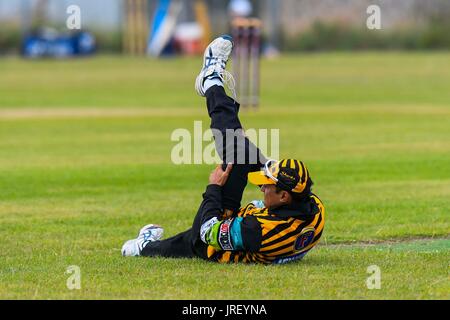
[203,215,262,253]
[198,163,233,226]
[191,164,231,244]
[194,165,262,253]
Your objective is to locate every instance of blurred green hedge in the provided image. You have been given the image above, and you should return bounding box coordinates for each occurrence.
[0,25,22,54]
[284,20,450,51]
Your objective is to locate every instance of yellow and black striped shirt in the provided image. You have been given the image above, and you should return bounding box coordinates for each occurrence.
[207,194,325,264]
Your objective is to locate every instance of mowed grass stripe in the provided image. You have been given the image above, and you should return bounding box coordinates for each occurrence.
[1,104,450,119]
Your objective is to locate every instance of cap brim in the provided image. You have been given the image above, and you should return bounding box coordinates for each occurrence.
[248,171,276,186]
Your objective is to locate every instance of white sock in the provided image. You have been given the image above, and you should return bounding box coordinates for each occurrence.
[203,78,223,93]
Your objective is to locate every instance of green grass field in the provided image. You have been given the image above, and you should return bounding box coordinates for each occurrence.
[0,53,449,299]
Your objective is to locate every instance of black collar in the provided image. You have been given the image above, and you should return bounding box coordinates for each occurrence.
[269,195,320,218]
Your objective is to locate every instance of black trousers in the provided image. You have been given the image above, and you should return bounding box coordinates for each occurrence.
[141,86,266,259]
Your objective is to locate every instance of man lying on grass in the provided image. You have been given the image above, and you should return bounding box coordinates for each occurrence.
[121,35,325,264]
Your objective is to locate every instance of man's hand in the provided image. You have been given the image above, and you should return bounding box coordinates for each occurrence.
[209,163,233,186]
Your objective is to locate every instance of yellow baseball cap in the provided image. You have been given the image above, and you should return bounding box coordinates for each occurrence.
[248,159,311,194]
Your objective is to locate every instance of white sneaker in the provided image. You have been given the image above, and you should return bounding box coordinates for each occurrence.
[121,224,164,257]
[195,35,236,97]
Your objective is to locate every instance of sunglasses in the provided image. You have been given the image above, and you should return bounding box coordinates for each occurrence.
[263,159,279,183]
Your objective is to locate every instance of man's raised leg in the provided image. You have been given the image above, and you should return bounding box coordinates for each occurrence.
[195,35,267,215]
[206,85,266,214]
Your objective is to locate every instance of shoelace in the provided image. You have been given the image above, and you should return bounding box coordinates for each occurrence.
[219,69,237,100]
[212,58,236,99]
[203,56,237,100]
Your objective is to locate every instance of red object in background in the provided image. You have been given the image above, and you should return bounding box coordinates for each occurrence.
[174,38,202,55]
[173,22,204,55]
